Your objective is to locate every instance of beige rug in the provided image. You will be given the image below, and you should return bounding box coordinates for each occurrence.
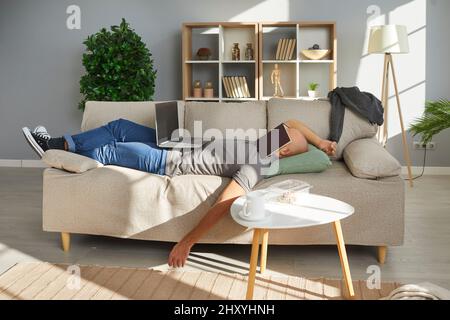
[0,263,401,300]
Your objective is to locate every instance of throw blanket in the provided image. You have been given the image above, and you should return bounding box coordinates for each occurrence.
[327,87,384,142]
[381,282,450,300]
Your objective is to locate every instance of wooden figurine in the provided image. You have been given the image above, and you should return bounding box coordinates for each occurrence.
[271,64,284,97]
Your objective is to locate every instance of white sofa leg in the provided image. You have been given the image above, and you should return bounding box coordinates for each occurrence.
[61,232,70,252]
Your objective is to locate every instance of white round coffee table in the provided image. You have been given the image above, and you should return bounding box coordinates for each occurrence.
[230,191,355,300]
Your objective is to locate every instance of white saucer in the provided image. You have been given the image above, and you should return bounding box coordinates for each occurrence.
[236,211,271,222]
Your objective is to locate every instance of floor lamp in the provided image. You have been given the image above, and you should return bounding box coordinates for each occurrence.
[368,25,414,187]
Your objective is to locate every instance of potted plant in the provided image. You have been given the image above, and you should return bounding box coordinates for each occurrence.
[78,19,156,111]
[410,99,450,143]
[308,82,319,98]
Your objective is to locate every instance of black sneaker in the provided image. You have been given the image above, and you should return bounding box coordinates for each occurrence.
[22,126,50,158]
[33,126,51,140]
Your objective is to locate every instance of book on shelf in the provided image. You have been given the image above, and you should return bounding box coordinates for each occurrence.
[288,39,296,60]
[234,77,244,98]
[275,38,296,60]
[275,38,282,60]
[222,76,251,98]
[242,77,251,98]
[228,77,236,98]
[239,77,249,98]
[223,77,231,98]
[231,77,239,98]
[225,76,236,98]
[285,39,293,60]
[280,39,287,60]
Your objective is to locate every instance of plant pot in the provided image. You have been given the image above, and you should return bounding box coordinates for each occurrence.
[308,90,317,98]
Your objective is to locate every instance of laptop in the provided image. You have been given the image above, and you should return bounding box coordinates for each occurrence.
[155,101,204,148]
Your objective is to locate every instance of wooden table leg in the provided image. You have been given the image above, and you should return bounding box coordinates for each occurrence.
[260,229,269,274]
[246,229,261,300]
[332,220,355,298]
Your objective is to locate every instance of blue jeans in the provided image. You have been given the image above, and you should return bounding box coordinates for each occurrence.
[64,119,167,175]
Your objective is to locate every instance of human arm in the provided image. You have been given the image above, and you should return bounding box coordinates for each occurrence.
[168,179,246,267]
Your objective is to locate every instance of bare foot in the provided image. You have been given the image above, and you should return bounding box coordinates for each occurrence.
[318,140,337,156]
[168,241,192,268]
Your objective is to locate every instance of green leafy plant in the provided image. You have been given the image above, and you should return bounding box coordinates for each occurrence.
[78,18,156,110]
[410,99,450,144]
[308,82,319,91]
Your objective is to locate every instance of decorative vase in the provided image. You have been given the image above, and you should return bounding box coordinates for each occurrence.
[245,43,254,60]
[231,43,240,61]
[193,80,202,98]
[308,90,317,98]
[196,48,211,60]
[204,81,214,98]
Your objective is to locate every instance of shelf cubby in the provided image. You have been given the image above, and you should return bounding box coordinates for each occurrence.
[298,63,331,98]
[190,27,220,61]
[222,63,256,99]
[261,24,297,61]
[221,25,257,61]
[261,62,297,99]
[186,63,219,100]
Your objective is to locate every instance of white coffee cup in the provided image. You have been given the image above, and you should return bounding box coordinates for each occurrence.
[240,190,267,221]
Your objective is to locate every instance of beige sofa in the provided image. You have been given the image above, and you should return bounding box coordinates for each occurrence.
[42,99,404,263]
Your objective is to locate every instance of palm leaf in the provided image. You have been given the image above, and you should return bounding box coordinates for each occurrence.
[409,99,450,144]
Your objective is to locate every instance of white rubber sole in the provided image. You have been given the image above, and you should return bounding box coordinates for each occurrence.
[22,127,44,158]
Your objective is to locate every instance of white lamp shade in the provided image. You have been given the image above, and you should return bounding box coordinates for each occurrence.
[368,25,410,54]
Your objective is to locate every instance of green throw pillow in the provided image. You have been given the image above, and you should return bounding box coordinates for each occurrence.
[265,144,332,177]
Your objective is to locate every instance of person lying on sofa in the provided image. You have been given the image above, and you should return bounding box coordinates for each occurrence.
[22,119,336,268]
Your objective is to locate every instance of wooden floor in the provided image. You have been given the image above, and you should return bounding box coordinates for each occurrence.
[0,168,449,290]
[0,262,402,300]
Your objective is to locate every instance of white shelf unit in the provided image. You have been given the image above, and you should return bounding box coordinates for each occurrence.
[182,23,258,102]
[259,22,336,100]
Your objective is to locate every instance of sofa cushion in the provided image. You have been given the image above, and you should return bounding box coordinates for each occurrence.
[42,150,103,173]
[81,101,185,131]
[184,101,267,140]
[343,138,401,179]
[265,144,332,176]
[43,165,229,236]
[43,161,405,246]
[267,98,378,159]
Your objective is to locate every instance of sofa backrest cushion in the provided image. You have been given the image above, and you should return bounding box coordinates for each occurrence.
[184,101,267,140]
[267,98,378,159]
[81,101,185,132]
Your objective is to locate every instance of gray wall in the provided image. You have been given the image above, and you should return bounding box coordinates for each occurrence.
[0,0,448,165]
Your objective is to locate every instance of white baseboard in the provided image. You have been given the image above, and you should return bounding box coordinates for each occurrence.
[0,159,48,168]
[402,166,450,175]
[0,159,22,167]
[21,160,48,168]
